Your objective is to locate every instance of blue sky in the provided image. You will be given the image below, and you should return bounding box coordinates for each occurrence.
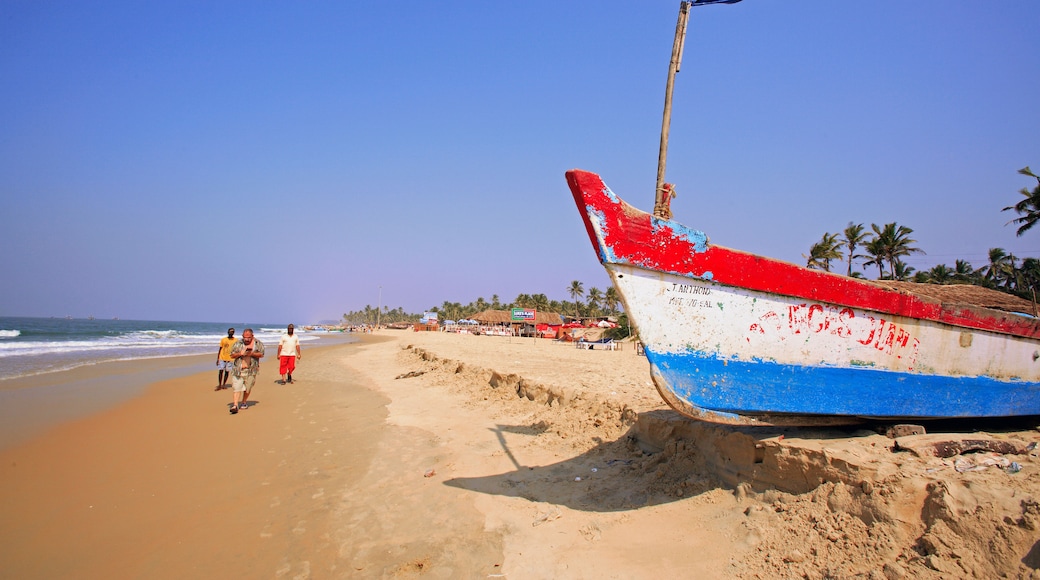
[2,1,1038,324]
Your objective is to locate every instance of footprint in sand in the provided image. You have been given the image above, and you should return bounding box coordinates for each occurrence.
[270,497,281,508]
[323,450,332,456]
[580,523,603,542]
[311,488,324,499]
[275,560,310,580]
[292,521,307,535]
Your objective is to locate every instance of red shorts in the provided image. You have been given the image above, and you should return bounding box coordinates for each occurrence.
[279,355,296,375]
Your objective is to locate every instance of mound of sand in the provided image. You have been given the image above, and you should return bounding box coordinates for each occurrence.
[389,331,1040,578]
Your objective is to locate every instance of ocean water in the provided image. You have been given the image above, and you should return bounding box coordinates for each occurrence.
[0,317,336,381]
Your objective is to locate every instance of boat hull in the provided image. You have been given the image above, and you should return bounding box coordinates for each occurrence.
[567,169,1040,421]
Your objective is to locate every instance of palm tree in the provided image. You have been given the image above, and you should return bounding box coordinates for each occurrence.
[531,293,550,312]
[1003,166,1040,237]
[982,248,1016,289]
[491,295,501,309]
[804,232,843,272]
[604,286,620,315]
[862,237,886,279]
[871,222,925,279]
[926,264,953,284]
[892,260,916,281]
[586,287,603,317]
[567,280,584,320]
[1018,257,1040,304]
[953,259,975,283]
[841,222,870,277]
[440,301,463,322]
[1003,253,1020,291]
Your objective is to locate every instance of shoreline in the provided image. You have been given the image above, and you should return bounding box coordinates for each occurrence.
[0,333,358,452]
[0,335,386,578]
[0,353,213,452]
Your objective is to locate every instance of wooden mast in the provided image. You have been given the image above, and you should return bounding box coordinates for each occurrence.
[654,1,691,219]
[653,0,742,218]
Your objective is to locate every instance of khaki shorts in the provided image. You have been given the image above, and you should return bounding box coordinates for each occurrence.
[231,373,257,394]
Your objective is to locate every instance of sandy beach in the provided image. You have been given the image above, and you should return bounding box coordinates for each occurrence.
[2,331,1040,578]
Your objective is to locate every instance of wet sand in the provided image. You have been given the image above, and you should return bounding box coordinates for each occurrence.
[0,338,385,577]
[0,354,213,451]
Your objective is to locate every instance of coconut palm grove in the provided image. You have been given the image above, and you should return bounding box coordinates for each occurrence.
[342,284,625,331]
[803,166,1040,295]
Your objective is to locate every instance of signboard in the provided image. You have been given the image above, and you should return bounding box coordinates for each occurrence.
[511,308,536,322]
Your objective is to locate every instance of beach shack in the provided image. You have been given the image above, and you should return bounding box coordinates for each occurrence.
[414,311,439,332]
[471,309,564,338]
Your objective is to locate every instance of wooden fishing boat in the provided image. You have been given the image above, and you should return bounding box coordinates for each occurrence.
[567,169,1040,422]
[565,1,1040,423]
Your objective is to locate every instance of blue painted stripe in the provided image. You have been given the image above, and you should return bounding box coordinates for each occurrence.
[648,349,1040,418]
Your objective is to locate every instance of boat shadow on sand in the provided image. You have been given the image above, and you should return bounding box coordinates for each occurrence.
[442,411,1040,513]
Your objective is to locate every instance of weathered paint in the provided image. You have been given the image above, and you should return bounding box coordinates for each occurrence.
[566,169,1040,419]
[566,170,1040,340]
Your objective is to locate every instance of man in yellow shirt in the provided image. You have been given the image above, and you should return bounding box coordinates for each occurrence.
[216,327,235,390]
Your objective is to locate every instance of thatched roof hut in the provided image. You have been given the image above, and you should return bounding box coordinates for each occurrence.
[471,309,564,326]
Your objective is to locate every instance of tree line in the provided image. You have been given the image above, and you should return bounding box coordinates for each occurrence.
[341,281,623,327]
[804,167,1040,299]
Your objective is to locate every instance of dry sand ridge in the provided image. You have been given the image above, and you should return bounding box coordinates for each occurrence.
[390,331,1040,578]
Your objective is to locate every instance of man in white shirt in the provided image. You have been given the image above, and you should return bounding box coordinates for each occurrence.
[277,324,303,384]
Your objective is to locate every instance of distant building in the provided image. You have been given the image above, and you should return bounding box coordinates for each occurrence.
[471,309,564,338]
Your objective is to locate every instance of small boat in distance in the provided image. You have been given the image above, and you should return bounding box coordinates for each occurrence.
[567,169,1040,423]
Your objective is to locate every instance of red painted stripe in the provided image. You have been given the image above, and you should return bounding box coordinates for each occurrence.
[566,169,1040,340]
